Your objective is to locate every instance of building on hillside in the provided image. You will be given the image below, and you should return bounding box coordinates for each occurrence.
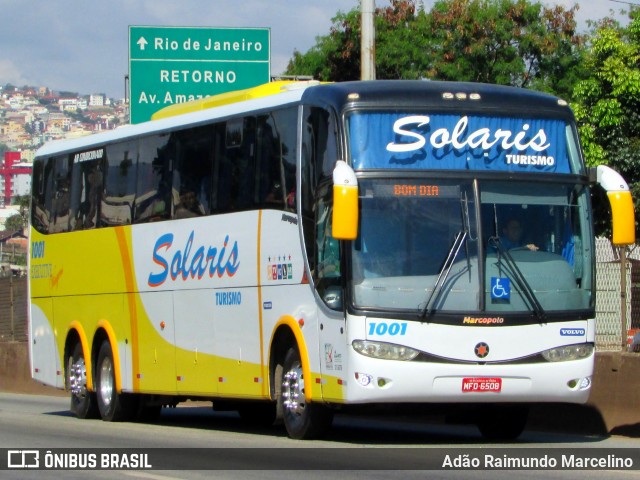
[89,94,105,107]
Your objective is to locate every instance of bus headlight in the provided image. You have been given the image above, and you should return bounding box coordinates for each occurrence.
[352,340,419,361]
[541,343,594,362]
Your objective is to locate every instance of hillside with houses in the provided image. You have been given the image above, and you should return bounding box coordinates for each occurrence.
[0,83,129,260]
[0,83,128,164]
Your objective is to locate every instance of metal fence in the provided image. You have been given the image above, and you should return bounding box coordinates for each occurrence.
[0,239,637,351]
[0,274,28,343]
[594,237,639,351]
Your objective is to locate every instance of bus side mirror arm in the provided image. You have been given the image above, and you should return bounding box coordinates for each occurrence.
[332,160,359,240]
[589,165,636,246]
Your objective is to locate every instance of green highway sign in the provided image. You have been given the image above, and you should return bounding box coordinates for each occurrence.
[129,26,270,124]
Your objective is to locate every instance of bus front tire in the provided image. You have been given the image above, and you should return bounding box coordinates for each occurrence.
[279,346,333,439]
[67,343,99,419]
[95,340,135,422]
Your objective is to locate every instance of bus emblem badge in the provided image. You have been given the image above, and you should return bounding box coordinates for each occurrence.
[474,342,490,359]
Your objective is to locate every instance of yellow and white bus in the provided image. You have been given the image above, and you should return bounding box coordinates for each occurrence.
[29,80,635,440]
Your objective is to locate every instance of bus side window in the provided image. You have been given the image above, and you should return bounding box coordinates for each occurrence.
[70,157,102,230]
[172,125,213,219]
[31,157,55,234]
[50,154,72,233]
[256,114,280,206]
[257,107,298,211]
[301,106,339,285]
[218,117,256,212]
[236,116,256,210]
[277,107,298,212]
[135,134,172,223]
[102,140,137,226]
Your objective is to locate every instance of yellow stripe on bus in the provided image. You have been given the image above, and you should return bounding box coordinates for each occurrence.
[114,227,140,391]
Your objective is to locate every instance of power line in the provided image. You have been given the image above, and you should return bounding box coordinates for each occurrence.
[610,0,640,6]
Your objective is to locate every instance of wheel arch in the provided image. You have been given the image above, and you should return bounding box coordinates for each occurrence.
[64,321,92,391]
[268,315,313,403]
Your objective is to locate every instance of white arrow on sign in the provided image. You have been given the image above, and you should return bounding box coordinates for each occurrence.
[137,37,148,51]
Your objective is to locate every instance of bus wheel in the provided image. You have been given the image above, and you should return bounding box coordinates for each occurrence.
[95,340,135,422]
[67,343,99,419]
[279,346,333,439]
[476,405,529,441]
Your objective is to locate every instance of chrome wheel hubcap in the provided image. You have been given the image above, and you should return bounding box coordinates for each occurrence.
[99,356,114,408]
[282,363,305,415]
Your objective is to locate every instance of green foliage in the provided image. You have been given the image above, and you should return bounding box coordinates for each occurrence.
[572,9,640,236]
[4,195,30,233]
[4,214,26,233]
[285,0,586,99]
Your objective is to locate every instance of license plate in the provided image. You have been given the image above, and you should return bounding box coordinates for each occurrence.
[462,377,502,393]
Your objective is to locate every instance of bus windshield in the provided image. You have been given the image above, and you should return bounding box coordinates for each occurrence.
[350,177,593,316]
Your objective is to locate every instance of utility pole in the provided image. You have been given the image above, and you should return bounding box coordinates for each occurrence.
[361,0,376,80]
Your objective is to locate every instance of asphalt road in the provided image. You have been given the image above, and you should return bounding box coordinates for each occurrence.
[0,392,639,479]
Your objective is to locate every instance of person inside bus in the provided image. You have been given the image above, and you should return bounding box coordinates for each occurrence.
[174,190,204,219]
[500,218,539,251]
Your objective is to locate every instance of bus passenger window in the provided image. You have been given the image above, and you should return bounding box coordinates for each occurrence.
[172,125,213,219]
[50,155,72,233]
[70,158,102,230]
[102,141,137,226]
[257,108,298,212]
[135,134,172,223]
[31,159,54,233]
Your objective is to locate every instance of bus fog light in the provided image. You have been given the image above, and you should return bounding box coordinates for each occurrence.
[355,372,372,386]
[352,340,419,361]
[541,343,594,362]
[377,377,390,388]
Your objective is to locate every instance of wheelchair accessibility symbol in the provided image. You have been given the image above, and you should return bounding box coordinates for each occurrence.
[491,277,510,300]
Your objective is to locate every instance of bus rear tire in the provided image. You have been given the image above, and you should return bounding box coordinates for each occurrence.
[67,343,99,419]
[476,405,529,441]
[96,340,135,422]
[279,346,333,439]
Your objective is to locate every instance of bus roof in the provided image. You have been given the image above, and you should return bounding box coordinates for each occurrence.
[151,80,321,120]
[300,80,573,119]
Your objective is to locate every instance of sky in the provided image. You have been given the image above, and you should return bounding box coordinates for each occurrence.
[0,0,634,99]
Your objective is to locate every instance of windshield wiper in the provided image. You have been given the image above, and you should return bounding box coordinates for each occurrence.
[488,236,546,322]
[420,230,467,320]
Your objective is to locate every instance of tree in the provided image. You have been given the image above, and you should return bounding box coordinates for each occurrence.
[285,0,586,99]
[4,195,30,233]
[425,0,586,98]
[572,10,640,236]
[4,214,25,233]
